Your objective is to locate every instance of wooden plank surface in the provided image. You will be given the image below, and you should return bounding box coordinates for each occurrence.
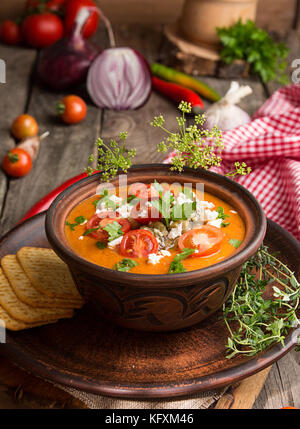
[0,23,299,410]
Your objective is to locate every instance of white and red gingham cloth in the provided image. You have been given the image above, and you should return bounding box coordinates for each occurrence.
[165,83,300,241]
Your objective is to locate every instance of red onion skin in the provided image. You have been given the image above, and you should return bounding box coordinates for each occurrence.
[38,37,100,90]
[87,47,152,110]
[37,7,101,91]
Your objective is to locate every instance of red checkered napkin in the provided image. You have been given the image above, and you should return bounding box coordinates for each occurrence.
[165,83,300,240]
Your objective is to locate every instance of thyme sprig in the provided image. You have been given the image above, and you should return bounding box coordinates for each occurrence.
[151,101,251,177]
[224,245,300,359]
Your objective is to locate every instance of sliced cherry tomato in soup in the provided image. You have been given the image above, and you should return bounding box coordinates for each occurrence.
[130,200,162,225]
[120,229,158,258]
[178,225,225,257]
[129,182,173,201]
[129,183,158,200]
[86,213,130,241]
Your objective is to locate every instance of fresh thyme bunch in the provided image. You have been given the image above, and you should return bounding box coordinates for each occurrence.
[151,101,251,177]
[224,245,300,359]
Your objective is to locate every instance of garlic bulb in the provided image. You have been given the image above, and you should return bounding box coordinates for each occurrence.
[205,81,252,131]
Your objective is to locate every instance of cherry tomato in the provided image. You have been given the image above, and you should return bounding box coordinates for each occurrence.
[178,225,225,257]
[11,114,39,140]
[64,0,99,39]
[86,214,131,241]
[2,148,32,178]
[21,13,64,48]
[129,183,159,200]
[130,200,162,225]
[0,20,22,45]
[58,95,87,124]
[120,229,158,258]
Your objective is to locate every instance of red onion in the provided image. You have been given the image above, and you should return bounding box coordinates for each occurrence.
[37,7,100,90]
[87,47,152,110]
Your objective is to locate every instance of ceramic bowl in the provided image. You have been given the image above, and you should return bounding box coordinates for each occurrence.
[45,164,266,332]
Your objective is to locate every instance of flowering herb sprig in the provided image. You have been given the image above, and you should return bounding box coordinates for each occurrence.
[86,132,136,182]
[151,101,251,177]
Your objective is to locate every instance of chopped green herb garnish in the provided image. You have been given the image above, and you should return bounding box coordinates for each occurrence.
[102,221,123,242]
[96,241,107,249]
[83,227,99,236]
[229,238,242,248]
[66,216,87,231]
[114,258,138,272]
[221,222,230,228]
[217,207,230,221]
[65,221,76,231]
[168,248,195,274]
[75,216,87,224]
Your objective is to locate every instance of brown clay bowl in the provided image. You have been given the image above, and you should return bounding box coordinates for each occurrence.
[45,164,266,332]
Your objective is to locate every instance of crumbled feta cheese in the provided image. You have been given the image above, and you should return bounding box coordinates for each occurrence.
[168,223,183,239]
[199,200,215,209]
[176,192,194,205]
[147,250,171,265]
[95,204,108,214]
[109,195,123,204]
[147,253,164,265]
[230,210,237,214]
[107,236,123,249]
[159,250,171,257]
[78,236,84,240]
[207,218,223,228]
[117,203,132,218]
[204,209,218,221]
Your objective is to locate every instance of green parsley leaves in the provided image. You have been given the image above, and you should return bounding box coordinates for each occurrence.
[228,238,242,248]
[168,248,195,274]
[102,221,123,242]
[217,19,289,84]
[66,216,87,231]
[217,206,230,227]
[114,259,138,272]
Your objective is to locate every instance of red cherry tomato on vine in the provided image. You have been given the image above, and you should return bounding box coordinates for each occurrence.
[57,95,87,124]
[21,13,64,48]
[0,20,22,45]
[178,225,225,257]
[2,148,32,178]
[86,213,131,241]
[120,229,158,258]
[64,0,99,39]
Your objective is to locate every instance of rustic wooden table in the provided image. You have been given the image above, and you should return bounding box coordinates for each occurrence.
[0,24,299,409]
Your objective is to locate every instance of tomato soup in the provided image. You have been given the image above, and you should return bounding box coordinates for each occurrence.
[65,183,245,275]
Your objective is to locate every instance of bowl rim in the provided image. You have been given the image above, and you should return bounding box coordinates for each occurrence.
[45,164,267,285]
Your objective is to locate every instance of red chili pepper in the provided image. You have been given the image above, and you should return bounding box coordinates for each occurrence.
[152,76,204,112]
[20,171,98,222]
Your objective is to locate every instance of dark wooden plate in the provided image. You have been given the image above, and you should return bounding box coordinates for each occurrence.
[0,213,299,399]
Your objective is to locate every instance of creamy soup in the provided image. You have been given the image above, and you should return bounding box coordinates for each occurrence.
[65,182,245,274]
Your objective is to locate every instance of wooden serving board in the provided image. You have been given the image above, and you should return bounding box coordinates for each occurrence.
[0,214,299,399]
